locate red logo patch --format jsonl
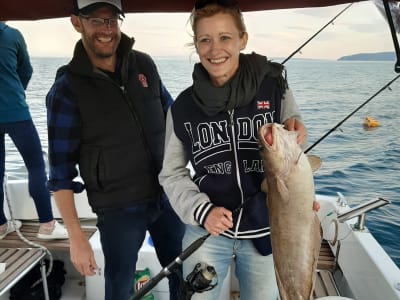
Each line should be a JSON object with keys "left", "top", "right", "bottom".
{"left": 138, "top": 74, "right": 148, "bottom": 87}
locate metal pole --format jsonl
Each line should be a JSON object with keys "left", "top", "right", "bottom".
{"left": 39, "top": 259, "right": 50, "bottom": 300}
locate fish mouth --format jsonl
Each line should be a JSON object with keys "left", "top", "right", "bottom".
{"left": 261, "top": 123, "right": 277, "bottom": 147}
{"left": 259, "top": 123, "right": 275, "bottom": 149}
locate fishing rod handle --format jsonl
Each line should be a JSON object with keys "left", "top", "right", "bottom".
{"left": 179, "top": 234, "right": 210, "bottom": 261}
{"left": 130, "top": 234, "right": 210, "bottom": 300}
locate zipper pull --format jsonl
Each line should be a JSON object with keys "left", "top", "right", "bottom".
{"left": 228, "top": 110, "right": 234, "bottom": 127}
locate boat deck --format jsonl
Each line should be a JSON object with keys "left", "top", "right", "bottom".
{"left": 315, "top": 240, "right": 340, "bottom": 298}
{"left": 0, "top": 248, "right": 47, "bottom": 296}
{"left": 0, "top": 221, "right": 96, "bottom": 298}
{"left": 0, "top": 221, "right": 96, "bottom": 251}
{"left": 0, "top": 222, "right": 340, "bottom": 299}
{"left": 317, "top": 240, "right": 336, "bottom": 270}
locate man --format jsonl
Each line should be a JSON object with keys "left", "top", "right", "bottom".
{"left": 46, "top": 1, "right": 184, "bottom": 299}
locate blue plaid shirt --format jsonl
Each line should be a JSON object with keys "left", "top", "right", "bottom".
{"left": 46, "top": 72, "right": 173, "bottom": 194}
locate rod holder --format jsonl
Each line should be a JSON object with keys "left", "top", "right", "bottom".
{"left": 337, "top": 198, "right": 390, "bottom": 231}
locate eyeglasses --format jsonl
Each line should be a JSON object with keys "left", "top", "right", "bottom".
{"left": 194, "top": 0, "right": 239, "bottom": 10}
{"left": 79, "top": 14, "right": 123, "bottom": 28}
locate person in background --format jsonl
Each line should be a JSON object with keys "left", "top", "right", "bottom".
{"left": 159, "top": 0, "right": 317, "bottom": 299}
{"left": 0, "top": 21, "right": 68, "bottom": 240}
{"left": 45, "top": 1, "right": 185, "bottom": 299}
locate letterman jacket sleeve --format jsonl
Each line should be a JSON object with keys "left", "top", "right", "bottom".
{"left": 159, "top": 109, "right": 211, "bottom": 225}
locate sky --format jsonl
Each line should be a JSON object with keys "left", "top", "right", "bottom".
{"left": 7, "top": 1, "right": 397, "bottom": 60}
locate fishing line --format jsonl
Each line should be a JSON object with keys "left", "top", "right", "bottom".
{"left": 304, "top": 74, "right": 400, "bottom": 154}
{"left": 281, "top": 3, "right": 354, "bottom": 65}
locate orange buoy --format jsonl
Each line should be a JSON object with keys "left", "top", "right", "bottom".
{"left": 363, "top": 116, "right": 379, "bottom": 127}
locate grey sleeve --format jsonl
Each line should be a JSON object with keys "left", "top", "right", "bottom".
{"left": 280, "top": 88, "right": 308, "bottom": 150}
{"left": 280, "top": 88, "right": 302, "bottom": 123}
{"left": 159, "top": 110, "right": 210, "bottom": 225}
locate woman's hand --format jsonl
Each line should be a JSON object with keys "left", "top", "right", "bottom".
{"left": 284, "top": 118, "right": 307, "bottom": 145}
{"left": 313, "top": 201, "right": 320, "bottom": 212}
{"left": 204, "top": 206, "right": 233, "bottom": 236}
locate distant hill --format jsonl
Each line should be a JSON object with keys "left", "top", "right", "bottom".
{"left": 338, "top": 52, "right": 396, "bottom": 61}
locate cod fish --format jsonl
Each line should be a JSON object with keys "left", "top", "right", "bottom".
{"left": 258, "top": 123, "right": 322, "bottom": 300}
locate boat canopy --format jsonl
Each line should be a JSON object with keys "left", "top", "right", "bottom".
{"left": 2, "top": 0, "right": 369, "bottom": 21}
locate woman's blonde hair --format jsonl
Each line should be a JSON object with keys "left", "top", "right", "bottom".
{"left": 190, "top": 3, "right": 247, "bottom": 44}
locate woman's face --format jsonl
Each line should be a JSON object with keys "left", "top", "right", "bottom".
{"left": 195, "top": 12, "right": 248, "bottom": 87}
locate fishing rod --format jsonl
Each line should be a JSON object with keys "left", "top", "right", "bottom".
{"left": 383, "top": 0, "right": 400, "bottom": 73}
{"left": 304, "top": 73, "right": 400, "bottom": 154}
{"left": 129, "top": 233, "right": 210, "bottom": 300}
{"left": 281, "top": 3, "right": 353, "bottom": 65}
{"left": 130, "top": 199, "right": 249, "bottom": 300}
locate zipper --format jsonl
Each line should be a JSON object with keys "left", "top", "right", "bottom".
{"left": 120, "top": 86, "right": 157, "bottom": 176}
{"left": 228, "top": 110, "right": 245, "bottom": 238}
{"left": 104, "top": 75, "right": 158, "bottom": 179}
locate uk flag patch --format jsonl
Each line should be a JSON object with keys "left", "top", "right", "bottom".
{"left": 257, "top": 100, "right": 270, "bottom": 110}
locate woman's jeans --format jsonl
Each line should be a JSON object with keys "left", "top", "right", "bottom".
{"left": 0, "top": 120, "right": 53, "bottom": 224}
{"left": 183, "top": 225, "right": 278, "bottom": 300}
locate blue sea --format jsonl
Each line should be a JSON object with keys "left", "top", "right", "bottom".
{"left": 4, "top": 57, "right": 400, "bottom": 268}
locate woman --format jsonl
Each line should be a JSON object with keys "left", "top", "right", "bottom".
{"left": 0, "top": 21, "right": 67, "bottom": 240}
{"left": 159, "top": 1, "right": 308, "bottom": 299}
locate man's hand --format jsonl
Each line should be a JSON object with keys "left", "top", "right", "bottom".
{"left": 70, "top": 233, "right": 98, "bottom": 276}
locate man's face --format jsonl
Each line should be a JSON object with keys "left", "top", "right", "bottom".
{"left": 72, "top": 6, "right": 122, "bottom": 62}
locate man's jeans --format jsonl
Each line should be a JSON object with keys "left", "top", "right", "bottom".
{"left": 96, "top": 197, "right": 184, "bottom": 300}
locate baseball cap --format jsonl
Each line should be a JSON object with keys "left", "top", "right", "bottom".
{"left": 76, "top": 0, "right": 125, "bottom": 17}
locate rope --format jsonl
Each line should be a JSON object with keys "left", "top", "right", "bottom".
{"left": 3, "top": 174, "right": 53, "bottom": 289}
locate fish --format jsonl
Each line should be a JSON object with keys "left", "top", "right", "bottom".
{"left": 258, "top": 123, "right": 322, "bottom": 300}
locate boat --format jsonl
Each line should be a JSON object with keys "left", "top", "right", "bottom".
{"left": 1, "top": 1, "right": 399, "bottom": 300}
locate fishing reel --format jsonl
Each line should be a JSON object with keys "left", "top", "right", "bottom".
{"left": 183, "top": 262, "right": 218, "bottom": 299}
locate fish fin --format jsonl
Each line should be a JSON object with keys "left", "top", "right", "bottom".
{"left": 313, "top": 213, "right": 322, "bottom": 245}
{"left": 275, "top": 266, "right": 286, "bottom": 300}
{"left": 277, "top": 177, "right": 289, "bottom": 200}
{"left": 307, "top": 155, "right": 322, "bottom": 173}
{"left": 312, "top": 213, "right": 322, "bottom": 272}
{"left": 261, "top": 178, "right": 268, "bottom": 193}
{"left": 295, "top": 151, "right": 302, "bottom": 165}
{"left": 311, "top": 214, "right": 322, "bottom": 300}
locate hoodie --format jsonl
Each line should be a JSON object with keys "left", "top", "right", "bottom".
{"left": 0, "top": 22, "right": 33, "bottom": 123}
